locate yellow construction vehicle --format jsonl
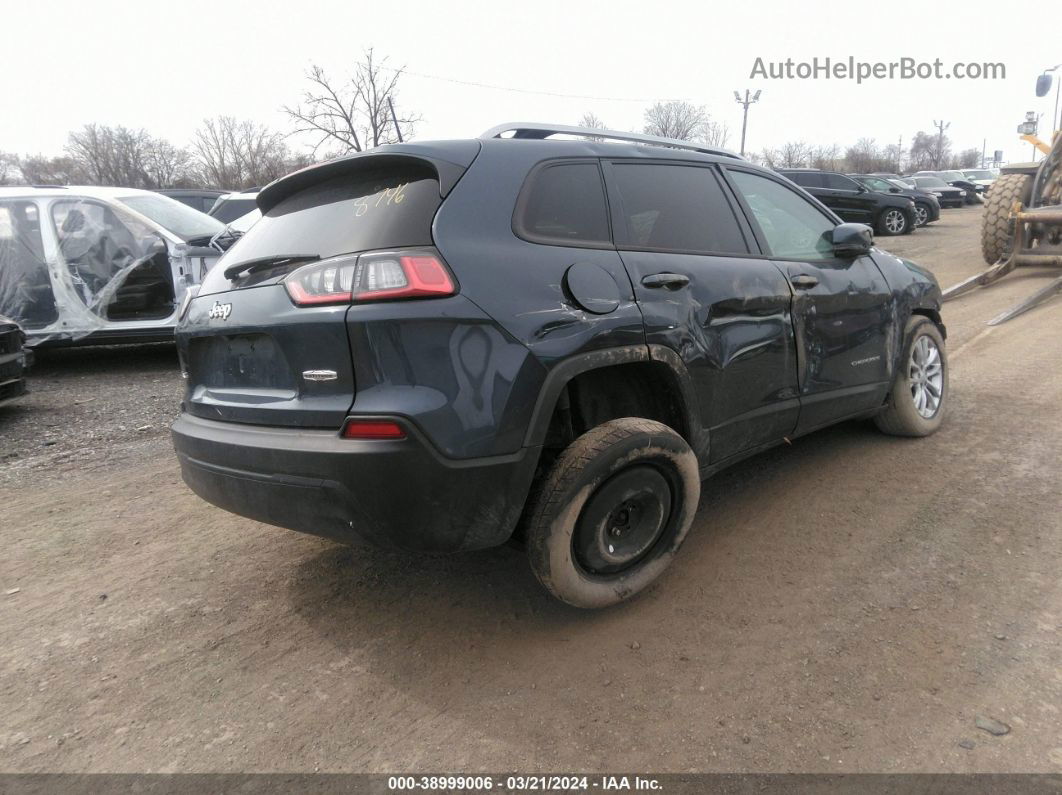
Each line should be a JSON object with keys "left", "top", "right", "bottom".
{"left": 943, "top": 79, "right": 1062, "bottom": 324}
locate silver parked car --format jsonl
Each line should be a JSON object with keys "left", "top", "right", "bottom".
{"left": 0, "top": 186, "right": 236, "bottom": 345}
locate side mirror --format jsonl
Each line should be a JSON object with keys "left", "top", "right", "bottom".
{"left": 889, "top": 187, "right": 900, "bottom": 193}
{"left": 832, "top": 223, "right": 873, "bottom": 258}
{"left": 1036, "top": 73, "right": 1053, "bottom": 97}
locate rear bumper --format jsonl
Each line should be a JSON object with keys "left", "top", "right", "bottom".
{"left": 171, "top": 412, "right": 540, "bottom": 552}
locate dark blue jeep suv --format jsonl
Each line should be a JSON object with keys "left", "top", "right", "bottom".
{"left": 172, "top": 122, "right": 947, "bottom": 608}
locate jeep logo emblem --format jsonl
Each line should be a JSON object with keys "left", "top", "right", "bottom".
{"left": 207, "top": 301, "right": 232, "bottom": 320}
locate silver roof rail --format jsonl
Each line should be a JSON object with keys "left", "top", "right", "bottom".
{"left": 479, "top": 122, "right": 744, "bottom": 160}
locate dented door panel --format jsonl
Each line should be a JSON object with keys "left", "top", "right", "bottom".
{"left": 620, "top": 249, "right": 799, "bottom": 463}
{"left": 781, "top": 255, "right": 893, "bottom": 433}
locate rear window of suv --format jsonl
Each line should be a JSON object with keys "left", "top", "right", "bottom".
{"left": 205, "top": 165, "right": 441, "bottom": 293}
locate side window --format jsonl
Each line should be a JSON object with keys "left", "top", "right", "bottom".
{"left": 785, "top": 171, "right": 823, "bottom": 188}
{"left": 516, "top": 162, "right": 611, "bottom": 246}
{"left": 610, "top": 163, "right": 748, "bottom": 254}
{"left": 727, "top": 170, "right": 837, "bottom": 261}
{"left": 51, "top": 200, "right": 159, "bottom": 306}
{"left": 0, "top": 200, "right": 57, "bottom": 328}
{"left": 823, "top": 173, "right": 860, "bottom": 191}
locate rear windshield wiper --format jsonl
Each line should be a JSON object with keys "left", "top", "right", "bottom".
{"left": 223, "top": 254, "right": 320, "bottom": 281}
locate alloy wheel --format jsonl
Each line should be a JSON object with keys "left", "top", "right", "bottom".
{"left": 885, "top": 209, "right": 906, "bottom": 234}
{"left": 909, "top": 335, "right": 944, "bottom": 419}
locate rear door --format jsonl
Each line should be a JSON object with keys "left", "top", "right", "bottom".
{"left": 819, "top": 173, "right": 876, "bottom": 223}
{"left": 180, "top": 160, "right": 447, "bottom": 428}
{"left": 723, "top": 167, "right": 892, "bottom": 432}
{"left": 603, "top": 160, "right": 799, "bottom": 463}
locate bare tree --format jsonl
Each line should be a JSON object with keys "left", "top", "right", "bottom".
{"left": 192, "top": 117, "right": 296, "bottom": 189}
{"left": 284, "top": 49, "right": 420, "bottom": 156}
{"left": 757, "top": 148, "right": 779, "bottom": 169}
{"left": 0, "top": 152, "right": 19, "bottom": 185}
{"left": 883, "top": 142, "right": 903, "bottom": 173}
{"left": 700, "top": 120, "right": 731, "bottom": 149}
{"left": 777, "top": 140, "right": 810, "bottom": 168}
{"left": 844, "top": 138, "right": 895, "bottom": 173}
{"left": 810, "top": 143, "right": 841, "bottom": 171}
{"left": 643, "top": 101, "right": 709, "bottom": 140}
{"left": 909, "top": 130, "right": 948, "bottom": 171}
{"left": 65, "top": 124, "right": 155, "bottom": 186}
{"left": 16, "top": 154, "right": 90, "bottom": 185}
{"left": 144, "top": 138, "right": 194, "bottom": 187}
{"left": 952, "top": 147, "right": 981, "bottom": 169}
{"left": 578, "top": 112, "right": 607, "bottom": 130}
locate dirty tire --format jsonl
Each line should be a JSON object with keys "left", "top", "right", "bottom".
{"left": 524, "top": 418, "right": 700, "bottom": 609}
{"left": 981, "top": 173, "right": 1033, "bottom": 265}
{"left": 874, "top": 316, "right": 948, "bottom": 437}
{"left": 877, "top": 207, "right": 909, "bottom": 236}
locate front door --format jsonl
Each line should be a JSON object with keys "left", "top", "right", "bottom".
{"left": 603, "top": 160, "right": 800, "bottom": 464}
{"left": 818, "top": 173, "right": 877, "bottom": 224}
{"left": 723, "top": 167, "right": 893, "bottom": 434}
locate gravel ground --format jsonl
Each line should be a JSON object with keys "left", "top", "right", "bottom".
{"left": 0, "top": 344, "right": 182, "bottom": 487}
{"left": 1, "top": 206, "right": 1061, "bottom": 773}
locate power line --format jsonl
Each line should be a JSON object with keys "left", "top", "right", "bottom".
{"left": 385, "top": 65, "right": 689, "bottom": 104}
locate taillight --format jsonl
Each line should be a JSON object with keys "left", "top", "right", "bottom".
{"left": 284, "top": 248, "right": 455, "bottom": 306}
{"left": 341, "top": 419, "right": 407, "bottom": 440}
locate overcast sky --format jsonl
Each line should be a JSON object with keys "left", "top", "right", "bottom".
{"left": 4, "top": 0, "right": 1059, "bottom": 164}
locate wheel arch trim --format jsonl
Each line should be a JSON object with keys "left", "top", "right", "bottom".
{"left": 522, "top": 345, "right": 704, "bottom": 456}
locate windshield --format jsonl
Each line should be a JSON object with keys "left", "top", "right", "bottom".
{"left": 914, "top": 177, "right": 948, "bottom": 188}
{"left": 118, "top": 194, "right": 225, "bottom": 241}
{"left": 859, "top": 177, "right": 894, "bottom": 191}
{"left": 886, "top": 179, "right": 912, "bottom": 190}
{"left": 964, "top": 170, "right": 995, "bottom": 179}
{"left": 937, "top": 171, "right": 965, "bottom": 181}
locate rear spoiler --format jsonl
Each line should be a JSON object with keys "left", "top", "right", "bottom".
{"left": 257, "top": 142, "right": 481, "bottom": 214}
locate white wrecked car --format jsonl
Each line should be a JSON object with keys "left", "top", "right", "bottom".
{"left": 0, "top": 186, "right": 240, "bottom": 346}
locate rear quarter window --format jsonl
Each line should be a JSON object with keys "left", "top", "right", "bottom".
{"left": 514, "top": 161, "right": 611, "bottom": 247}
{"left": 784, "top": 171, "right": 824, "bottom": 188}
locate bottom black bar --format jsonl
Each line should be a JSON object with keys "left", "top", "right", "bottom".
{"left": 0, "top": 774, "right": 1060, "bottom": 795}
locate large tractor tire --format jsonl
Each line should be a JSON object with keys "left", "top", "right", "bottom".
{"left": 981, "top": 173, "right": 1033, "bottom": 265}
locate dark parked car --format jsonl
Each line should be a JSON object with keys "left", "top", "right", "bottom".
{"left": 914, "top": 171, "right": 980, "bottom": 204}
{"left": 777, "top": 169, "right": 916, "bottom": 235}
{"left": 0, "top": 314, "right": 31, "bottom": 406}
{"left": 156, "top": 189, "right": 229, "bottom": 214}
{"left": 171, "top": 123, "right": 948, "bottom": 608}
{"left": 849, "top": 174, "right": 940, "bottom": 227}
{"left": 904, "top": 176, "right": 966, "bottom": 208}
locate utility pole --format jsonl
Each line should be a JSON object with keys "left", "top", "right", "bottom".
{"left": 387, "top": 96, "right": 404, "bottom": 143}
{"left": 733, "top": 89, "right": 761, "bottom": 157}
{"left": 897, "top": 134, "right": 903, "bottom": 172}
{"left": 982, "top": 138, "right": 986, "bottom": 169}
{"left": 933, "top": 120, "right": 950, "bottom": 168}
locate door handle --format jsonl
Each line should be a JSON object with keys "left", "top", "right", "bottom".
{"left": 790, "top": 274, "right": 819, "bottom": 290}
{"left": 641, "top": 272, "right": 690, "bottom": 290}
